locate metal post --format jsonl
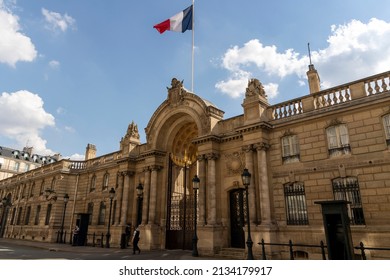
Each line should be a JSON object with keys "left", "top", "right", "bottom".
{"left": 192, "top": 175, "right": 200, "bottom": 257}
{"left": 245, "top": 184, "right": 254, "bottom": 260}
{"left": 289, "top": 240, "right": 294, "bottom": 260}
{"left": 241, "top": 168, "right": 254, "bottom": 260}
{"left": 261, "top": 239, "right": 267, "bottom": 260}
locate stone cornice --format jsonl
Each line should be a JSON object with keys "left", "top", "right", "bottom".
{"left": 236, "top": 121, "right": 272, "bottom": 134}
{"left": 139, "top": 150, "right": 167, "bottom": 159}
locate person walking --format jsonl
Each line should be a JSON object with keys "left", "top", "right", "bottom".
{"left": 131, "top": 226, "right": 141, "bottom": 254}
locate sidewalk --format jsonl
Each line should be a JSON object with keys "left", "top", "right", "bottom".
{"left": 0, "top": 238, "right": 216, "bottom": 260}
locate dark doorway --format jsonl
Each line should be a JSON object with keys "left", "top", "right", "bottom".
{"left": 230, "top": 189, "right": 246, "bottom": 248}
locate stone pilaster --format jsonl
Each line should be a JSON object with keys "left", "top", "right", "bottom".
{"left": 148, "top": 165, "right": 161, "bottom": 225}
{"left": 206, "top": 152, "right": 219, "bottom": 225}
{"left": 254, "top": 142, "right": 272, "bottom": 224}
{"left": 242, "top": 144, "right": 257, "bottom": 224}
{"left": 141, "top": 167, "right": 151, "bottom": 225}
{"left": 197, "top": 154, "right": 206, "bottom": 226}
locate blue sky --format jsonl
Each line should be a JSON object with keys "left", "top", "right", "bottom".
{"left": 1, "top": 0, "right": 390, "bottom": 159}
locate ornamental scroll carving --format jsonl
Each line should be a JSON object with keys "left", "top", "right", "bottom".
{"left": 224, "top": 151, "right": 245, "bottom": 175}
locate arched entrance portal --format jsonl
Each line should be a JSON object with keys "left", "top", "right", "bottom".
{"left": 165, "top": 122, "right": 198, "bottom": 250}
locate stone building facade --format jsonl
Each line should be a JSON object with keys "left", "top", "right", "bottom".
{"left": 1, "top": 66, "right": 390, "bottom": 259}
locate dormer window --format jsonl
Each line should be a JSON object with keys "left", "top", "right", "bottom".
{"left": 12, "top": 150, "right": 19, "bottom": 159}
{"left": 32, "top": 155, "right": 39, "bottom": 163}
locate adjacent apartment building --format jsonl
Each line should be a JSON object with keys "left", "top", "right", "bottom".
{"left": 1, "top": 65, "right": 389, "bottom": 259}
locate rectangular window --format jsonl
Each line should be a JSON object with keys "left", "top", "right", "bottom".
{"left": 24, "top": 206, "right": 31, "bottom": 225}
{"left": 326, "top": 124, "right": 351, "bottom": 157}
{"left": 98, "top": 202, "right": 106, "bottom": 225}
{"left": 45, "top": 204, "right": 52, "bottom": 225}
{"left": 16, "top": 207, "right": 23, "bottom": 225}
{"left": 87, "top": 203, "right": 94, "bottom": 225}
{"left": 34, "top": 205, "right": 41, "bottom": 225}
{"left": 332, "top": 177, "right": 365, "bottom": 225}
{"left": 282, "top": 135, "right": 300, "bottom": 163}
{"left": 284, "top": 182, "right": 309, "bottom": 225}
{"left": 383, "top": 115, "right": 390, "bottom": 146}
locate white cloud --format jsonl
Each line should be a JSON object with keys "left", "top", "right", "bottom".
{"left": 67, "top": 153, "right": 84, "bottom": 161}
{"left": 0, "top": 6, "right": 37, "bottom": 66}
{"left": 42, "top": 8, "right": 76, "bottom": 32}
{"left": 0, "top": 90, "right": 56, "bottom": 155}
{"left": 216, "top": 18, "right": 390, "bottom": 99}
{"left": 49, "top": 60, "right": 60, "bottom": 68}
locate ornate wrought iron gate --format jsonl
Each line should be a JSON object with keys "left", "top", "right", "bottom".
{"left": 230, "top": 189, "right": 246, "bottom": 248}
{"left": 166, "top": 156, "right": 195, "bottom": 250}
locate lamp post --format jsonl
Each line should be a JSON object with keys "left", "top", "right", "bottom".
{"left": 192, "top": 174, "right": 200, "bottom": 257}
{"left": 59, "top": 193, "right": 69, "bottom": 243}
{"left": 105, "top": 187, "right": 115, "bottom": 248}
{"left": 241, "top": 168, "right": 254, "bottom": 260}
{"left": 136, "top": 183, "right": 144, "bottom": 227}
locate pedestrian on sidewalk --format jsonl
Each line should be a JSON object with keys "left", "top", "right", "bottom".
{"left": 131, "top": 226, "right": 141, "bottom": 254}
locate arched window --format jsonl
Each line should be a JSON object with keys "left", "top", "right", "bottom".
{"left": 90, "top": 175, "right": 96, "bottom": 192}
{"left": 103, "top": 173, "right": 109, "bottom": 190}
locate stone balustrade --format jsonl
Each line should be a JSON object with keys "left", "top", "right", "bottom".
{"left": 268, "top": 70, "right": 390, "bottom": 121}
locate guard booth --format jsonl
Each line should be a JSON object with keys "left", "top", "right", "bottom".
{"left": 73, "top": 213, "right": 90, "bottom": 246}
{"left": 315, "top": 200, "right": 354, "bottom": 260}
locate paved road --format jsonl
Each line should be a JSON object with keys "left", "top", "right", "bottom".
{"left": 0, "top": 238, "right": 215, "bottom": 260}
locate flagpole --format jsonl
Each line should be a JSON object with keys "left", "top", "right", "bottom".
{"left": 191, "top": 0, "right": 195, "bottom": 93}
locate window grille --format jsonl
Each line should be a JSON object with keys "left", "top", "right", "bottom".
{"left": 332, "top": 177, "right": 365, "bottom": 225}
{"left": 284, "top": 182, "right": 309, "bottom": 225}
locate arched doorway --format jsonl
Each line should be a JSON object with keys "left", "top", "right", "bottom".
{"left": 165, "top": 122, "right": 198, "bottom": 250}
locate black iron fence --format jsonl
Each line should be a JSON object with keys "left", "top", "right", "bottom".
{"left": 56, "top": 231, "right": 109, "bottom": 247}
{"left": 258, "top": 239, "right": 390, "bottom": 260}
{"left": 258, "top": 239, "right": 327, "bottom": 260}
{"left": 355, "top": 242, "right": 390, "bottom": 260}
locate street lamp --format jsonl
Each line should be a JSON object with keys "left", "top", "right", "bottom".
{"left": 105, "top": 187, "right": 115, "bottom": 248}
{"left": 241, "top": 168, "right": 254, "bottom": 260}
{"left": 192, "top": 174, "right": 200, "bottom": 257}
{"left": 136, "top": 183, "right": 144, "bottom": 227}
{"left": 58, "top": 193, "right": 69, "bottom": 243}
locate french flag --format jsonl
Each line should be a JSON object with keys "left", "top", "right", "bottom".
{"left": 153, "top": 5, "right": 193, "bottom": 34}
